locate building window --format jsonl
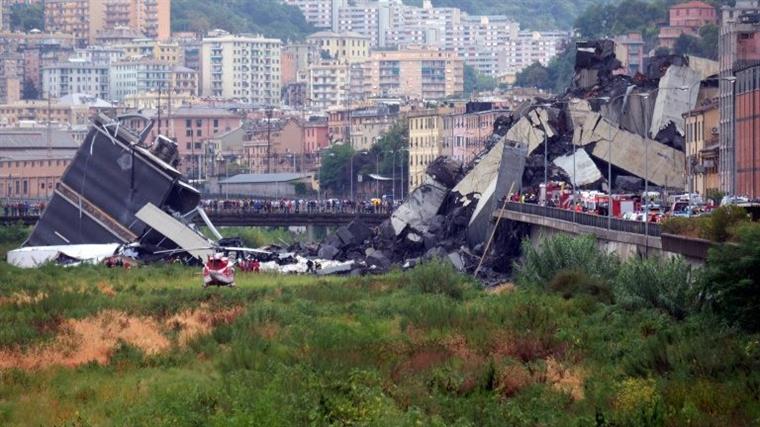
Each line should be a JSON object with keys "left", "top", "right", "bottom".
{"left": 186, "top": 129, "right": 193, "bottom": 137}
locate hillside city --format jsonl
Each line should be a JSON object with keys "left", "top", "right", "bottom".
{"left": 0, "top": 0, "right": 759, "bottom": 425}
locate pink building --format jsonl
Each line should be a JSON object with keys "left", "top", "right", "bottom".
{"left": 126, "top": 107, "right": 243, "bottom": 176}
{"left": 669, "top": 1, "right": 717, "bottom": 29}
{"left": 304, "top": 120, "right": 329, "bottom": 154}
{"left": 443, "top": 104, "right": 502, "bottom": 164}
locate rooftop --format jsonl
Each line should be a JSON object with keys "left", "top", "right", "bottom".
{"left": 220, "top": 173, "right": 312, "bottom": 185}
{"left": 0, "top": 128, "right": 78, "bottom": 150}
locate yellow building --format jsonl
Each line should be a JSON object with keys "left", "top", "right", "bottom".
{"left": 362, "top": 49, "right": 464, "bottom": 100}
{"left": 306, "top": 31, "right": 370, "bottom": 64}
{"left": 115, "top": 39, "right": 183, "bottom": 65}
{"left": 408, "top": 110, "right": 443, "bottom": 192}
{"left": 684, "top": 100, "right": 720, "bottom": 196}
{"left": 0, "top": 100, "right": 92, "bottom": 128}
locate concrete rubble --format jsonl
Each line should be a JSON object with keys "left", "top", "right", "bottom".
{"left": 10, "top": 39, "right": 704, "bottom": 283}
{"left": 302, "top": 39, "right": 704, "bottom": 283}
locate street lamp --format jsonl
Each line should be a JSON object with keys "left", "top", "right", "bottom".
{"left": 317, "top": 151, "right": 335, "bottom": 201}
{"left": 398, "top": 147, "right": 409, "bottom": 201}
{"left": 350, "top": 150, "right": 368, "bottom": 201}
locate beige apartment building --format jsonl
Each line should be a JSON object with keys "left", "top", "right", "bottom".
{"left": 115, "top": 39, "right": 183, "bottom": 64}
{"left": 45, "top": 0, "right": 170, "bottom": 46}
{"left": 308, "top": 61, "right": 350, "bottom": 110}
{"left": 360, "top": 49, "right": 463, "bottom": 100}
{"left": 0, "top": 100, "right": 90, "bottom": 128}
{"left": 407, "top": 110, "right": 443, "bottom": 191}
{"left": 685, "top": 101, "right": 720, "bottom": 196}
{"left": 306, "top": 31, "right": 370, "bottom": 63}
{"left": 200, "top": 33, "right": 281, "bottom": 106}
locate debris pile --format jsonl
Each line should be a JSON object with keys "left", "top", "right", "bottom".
{"left": 308, "top": 40, "right": 705, "bottom": 281}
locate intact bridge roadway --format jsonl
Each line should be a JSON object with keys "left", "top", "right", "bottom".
{"left": 1, "top": 212, "right": 391, "bottom": 228}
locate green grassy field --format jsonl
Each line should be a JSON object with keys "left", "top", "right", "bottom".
{"left": 1, "top": 226, "right": 759, "bottom": 426}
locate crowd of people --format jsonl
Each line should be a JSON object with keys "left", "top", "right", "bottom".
{"left": 2, "top": 201, "right": 46, "bottom": 217}
{"left": 201, "top": 197, "right": 398, "bottom": 215}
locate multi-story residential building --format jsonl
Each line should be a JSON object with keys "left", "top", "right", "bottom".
{"left": 308, "top": 60, "right": 350, "bottom": 110}
{"left": 109, "top": 60, "right": 169, "bottom": 101}
{"left": 407, "top": 110, "right": 443, "bottom": 191}
{"left": 281, "top": 43, "right": 318, "bottom": 85}
{"left": 442, "top": 103, "right": 502, "bottom": 165}
{"left": 614, "top": 32, "right": 646, "bottom": 75}
{"left": 0, "top": 128, "right": 79, "bottom": 200}
{"left": 200, "top": 33, "right": 281, "bottom": 106}
{"left": 72, "top": 45, "right": 126, "bottom": 65}
{"left": 684, "top": 100, "right": 720, "bottom": 196}
{"left": 361, "top": 49, "right": 464, "bottom": 100}
{"left": 42, "top": 60, "right": 109, "bottom": 99}
{"left": 243, "top": 117, "right": 307, "bottom": 174}
{"left": 718, "top": 0, "right": 760, "bottom": 194}
{"left": 114, "top": 38, "right": 182, "bottom": 64}
{"left": 0, "top": 95, "right": 114, "bottom": 128}
{"left": 0, "top": 31, "right": 77, "bottom": 99}
{"left": 45, "top": 0, "right": 169, "bottom": 47}
{"left": 304, "top": 118, "right": 330, "bottom": 154}
{"left": 283, "top": 0, "right": 345, "bottom": 30}
{"left": 327, "top": 103, "right": 399, "bottom": 149}
{"left": 44, "top": 0, "right": 105, "bottom": 47}
{"left": 660, "top": 1, "right": 718, "bottom": 48}
{"left": 104, "top": 0, "right": 171, "bottom": 41}
{"left": 94, "top": 26, "right": 145, "bottom": 45}
{"left": 306, "top": 31, "right": 370, "bottom": 63}
{"left": 335, "top": 0, "right": 393, "bottom": 48}
{"left": 0, "top": 56, "right": 21, "bottom": 103}
{"left": 734, "top": 63, "right": 760, "bottom": 198}
{"left": 122, "top": 90, "right": 192, "bottom": 110}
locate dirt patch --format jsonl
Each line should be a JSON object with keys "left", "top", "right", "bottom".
{"left": 544, "top": 357, "right": 585, "bottom": 400}
{"left": 97, "top": 282, "right": 116, "bottom": 297}
{"left": 0, "top": 305, "right": 243, "bottom": 370}
{"left": 0, "top": 291, "right": 48, "bottom": 306}
{"left": 487, "top": 283, "right": 516, "bottom": 295}
{"left": 490, "top": 331, "right": 565, "bottom": 362}
{"left": 0, "top": 310, "right": 169, "bottom": 370}
{"left": 165, "top": 305, "right": 243, "bottom": 346}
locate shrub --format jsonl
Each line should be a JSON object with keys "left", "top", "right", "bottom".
{"left": 0, "top": 224, "right": 29, "bottom": 245}
{"left": 547, "top": 269, "right": 614, "bottom": 303}
{"left": 515, "top": 234, "right": 619, "bottom": 289}
{"left": 404, "top": 259, "right": 474, "bottom": 300}
{"left": 614, "top": 256, "right": 700, "bottom": 319}
{"left": 700, "top": 205, "right": 749, "bottom": 242}
{"left": 702, "top": 222, "right": 760, "bottom": 332}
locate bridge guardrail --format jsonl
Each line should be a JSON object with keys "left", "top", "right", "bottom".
{"left": 504, "top": 202, "right": 662, "bottom": 237}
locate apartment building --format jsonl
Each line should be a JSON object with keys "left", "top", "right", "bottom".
{"left": 0, "top": 56, "right": 20, "bottom": 104}
{"left": 45, "top": 0, "right": 170, "bottom": 46}
{"left": 306, "top": 31, "right": 370, "bottom": 64}
{"left": 114, "top": 38, "right": 183, "bottom": 64}
{"left": 283, "top": 0, "right": 345, "bottom": 30}
{"left": 41, "top": 60, "right": 109, "bottom": 99}
{"left": 200, "top": 33, "right": 281, "bottom": 106}
{"left": 72, "top": 45, "right": 126, "bottom": 65}
{"left": 335, "top": 0, "right": 393, "bottom": 48}
{"left": 734, "top": 63, "right": 760, "bottom": 198}
{"left": 718, "top": 0, "right": 760, "bottom": 194}
{"left": 362, "top": 49, "right": 463, "bottom": 100}
{"left": 407, "top": 110, "right": 443, "bottom": 191}
{"left": 442, "top": 104, "right": 502, "bottom": 165}
{"left": 308, "top": 61, "right": 350, "bottom": 110}
{"left": 327, "top": 104, "right": 399, "bottom": 150}
{"left": 614, "top": 32, "right": 646, "bottom": 75}
{"left": 684, "top": 101, "right": 720, "bottom": 196}
{"left": 110, "top": 60, "right": 196, "bottom": 101}
{"left": 104, "top": 0, "right": 171, "bottom": 40}
{"left": 243, "top": 118, "right": 307, "bottom": 174}
{"left": 44, "top": 0, "right": 105, "bottom": 47}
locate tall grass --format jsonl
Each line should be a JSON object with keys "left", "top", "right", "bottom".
{"left": 615, "top": 257, "right": 700, "bottom": 319}
{"left": 515, "top": 234, "right": 619, "bottom": 289}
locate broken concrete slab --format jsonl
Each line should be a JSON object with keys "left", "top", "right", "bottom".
{"left": 552, "top": 149, "right": 603, "bottom": 187}
{"left": 591, "top": 129, "right": 686, "bottom": 189}
{"left": 390, "top": 177, "right": 448, "bottom": 235}
{"left": 425, "top": 157, "right": 464, "bottom": 188}
{"left": 448, "top": 252, "right": 466, "bottom": 272}
{"left": 135, "top": 203, "right": 213, "bottom": 260}
{"left": 453, "top": 140, "right": 505, "bottom": 202}
{"left": 467, "top": 142, "right": 528, "bottom": 246}
{"left": 650, "top": 65, "right": 700, "bottom": 136}
{"left": 317, "top": 244, "right": 340, "bottom": 260}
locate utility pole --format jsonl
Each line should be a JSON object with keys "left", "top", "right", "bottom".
{"left": 157, "top": 84, "right": 162, "bottom": 135}
{"left": 266, "top": 107, "right": 273, "bottom": 173}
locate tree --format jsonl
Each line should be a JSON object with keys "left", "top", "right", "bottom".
{"left": 9, "top": 3, "right": 44, "bottom": 31}
{"left": 369, "top": 120, "right": 409, "bottom": 193}
{"left": 463, "top": 65, "right": 497, "bottom": 96}
{"left": 514, "top": 62, "right": 551, "bottom": 90}
{"left": 702, "top": 223, "right": 760, "bottom": 332}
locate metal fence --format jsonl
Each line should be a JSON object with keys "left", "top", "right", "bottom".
{"left": 504, "top": 202, "right": 662, "bottom": 237}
